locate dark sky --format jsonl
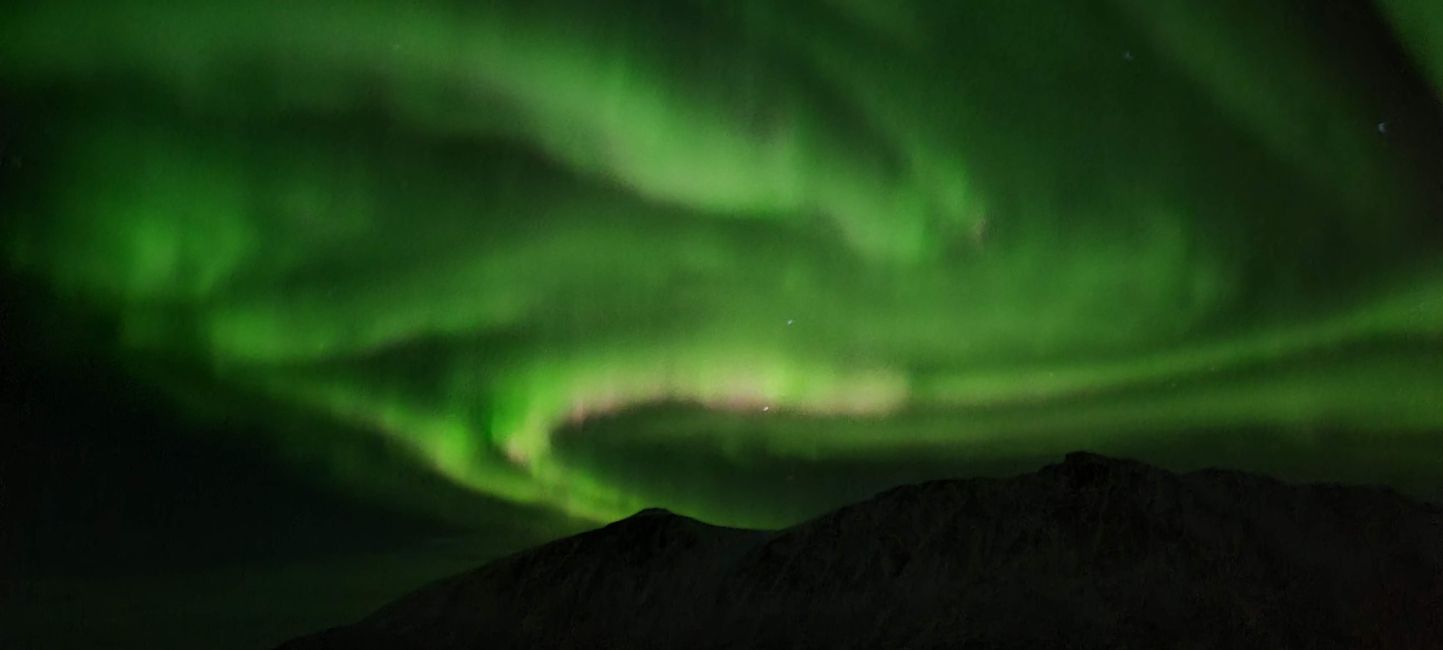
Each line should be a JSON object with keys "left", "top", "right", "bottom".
{"left": 0, "top": 280, "right": 577, "bottom": 647}
{"left": 4, "top": 1, "right": 1443, "bottom": 647}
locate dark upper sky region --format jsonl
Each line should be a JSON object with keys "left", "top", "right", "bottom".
{"left": 3, "top": 1, "right": 1443, "bottom": 646}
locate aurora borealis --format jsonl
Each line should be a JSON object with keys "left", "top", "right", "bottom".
{"left": 4, "top": 0, "right": 1443, "bottom": 532}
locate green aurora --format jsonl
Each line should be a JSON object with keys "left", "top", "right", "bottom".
{"left": 4, "top": 0, "right": 1443, "bottom": 528}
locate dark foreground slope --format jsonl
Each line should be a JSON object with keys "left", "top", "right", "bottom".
{"left": 280, "top": 453, "right": 1443, "bottom": 649}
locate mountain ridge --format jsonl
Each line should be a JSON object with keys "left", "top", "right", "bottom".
{"left": 280, "top": 451, "right": 1443, "bottom": 649}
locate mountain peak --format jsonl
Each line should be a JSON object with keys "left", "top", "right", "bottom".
{"left": 627, "top": 506, "right": 678, "bottom": 519}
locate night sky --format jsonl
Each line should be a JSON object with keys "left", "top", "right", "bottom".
{"left": 3, "top": 1, "right": 1443, "bottom": 646}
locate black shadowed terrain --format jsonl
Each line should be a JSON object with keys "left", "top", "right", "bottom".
{"left": 279, "top": 452, "right": 1443, "bottom": 649}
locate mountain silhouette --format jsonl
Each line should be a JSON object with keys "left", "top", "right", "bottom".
{"left": 279, "top": 452, "right": 1443, "bottom": 649}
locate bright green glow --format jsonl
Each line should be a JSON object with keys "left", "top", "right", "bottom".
{"left": 4, "top": 0, "right": 1442, "bottom": 526}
